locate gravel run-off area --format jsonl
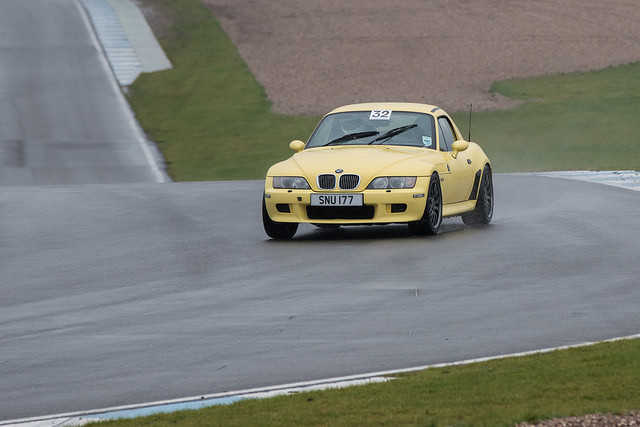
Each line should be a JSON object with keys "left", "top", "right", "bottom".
{"left": 199, "top": 0, "right": 640, "bottom": 115}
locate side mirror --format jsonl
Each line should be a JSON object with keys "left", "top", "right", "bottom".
{"left": 290, "top": 140, "right": 305, "bottom": 152}
{"left": 451, "top": 140, "right": 469, "bottom": 159}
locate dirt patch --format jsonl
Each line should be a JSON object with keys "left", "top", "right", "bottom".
{"left": 516, "top": 411, "right": 640, "bottom": 426}
{"left": 195, "top": 0, "right": 640, "bottom": 115}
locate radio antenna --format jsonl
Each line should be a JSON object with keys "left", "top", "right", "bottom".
{"left": 468, "top": 103, "right": 473, "bottom": 141}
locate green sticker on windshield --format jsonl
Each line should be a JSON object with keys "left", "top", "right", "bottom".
{"left": 422, "top": 136, "right": 432, "bottom": 147}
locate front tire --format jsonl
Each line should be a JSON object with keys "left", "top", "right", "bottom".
{"left": 462, "top": 164, "right": 494, "bottom": 226}
{"left": 409, "top": 173, "right": 442, "bottom": 235}
{"left": 262, "top": 197, "right": 298, "bottom": 239}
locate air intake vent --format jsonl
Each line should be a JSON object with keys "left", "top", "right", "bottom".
{"left": 339, "top": 174, "right": 360, "bottom": 190}
{"left": 307, "top": 205, "right": 375, "bottom": 220}
{"left": 317, "top": 174, "right": 336, "bottom": 190}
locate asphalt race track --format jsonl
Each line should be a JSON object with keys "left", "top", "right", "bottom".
{"left": 2, "top": 176, "right": 640, "bottom": 419}
{"left": 2, "top": 0, "right": 640, "bottom": 422}
{"left": 0, "top": 0, "right": 164, "bottom": 186}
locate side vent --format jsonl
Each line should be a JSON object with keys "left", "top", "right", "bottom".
{"left": 468, "top": 169, "right": 482, "bottom": 200}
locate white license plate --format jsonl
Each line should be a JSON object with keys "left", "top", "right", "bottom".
{"left": 310, "top": 194, "right": 363, "bottom": 206}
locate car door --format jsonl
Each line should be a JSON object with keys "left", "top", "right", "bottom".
{"left": 437, "top": 116, "right": 476, "bottom": 203}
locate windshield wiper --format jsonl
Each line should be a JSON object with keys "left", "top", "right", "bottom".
{"left": 369, "top": 124, "right": 417, "bottom": 144}
{"left": 325, "top": 131, "right": 379, "bottom": 146}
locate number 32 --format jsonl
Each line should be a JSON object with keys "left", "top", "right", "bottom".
{"left": 369, "top": 110, "right": 392, "bottom": 120}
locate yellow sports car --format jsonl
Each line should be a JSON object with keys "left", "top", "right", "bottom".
{"left": 262, "top": 102, "right": 493, "bottom": 239}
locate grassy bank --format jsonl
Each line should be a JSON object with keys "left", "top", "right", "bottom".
{"left": 452, "top": 63, "right": 640, "bottom": 172}
{"left": 95, "top": 338, "right": 640, "bottom": 426}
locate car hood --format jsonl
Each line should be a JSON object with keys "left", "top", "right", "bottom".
{"left": 268, "top": 145, "right": 444, "bottom": 185}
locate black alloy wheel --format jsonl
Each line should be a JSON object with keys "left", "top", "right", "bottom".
{"left": 262, "top": 197, "right": 298, "bottom": 239}
{"left": 409, "top": 173, "right": 442, "bottom": 235}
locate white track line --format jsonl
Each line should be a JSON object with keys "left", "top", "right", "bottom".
{"left": 536, "top": 170, "right": 640, "bottom": 191}
{"left": 80, "top": 0, "right": 141, "bottom": 86}
{"left": 76, "top": 0, "right": 169, "bottom": 183}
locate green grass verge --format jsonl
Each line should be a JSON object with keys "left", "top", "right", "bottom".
{"left": 94, "top": 339, "right": 640, "bottom": 426}
{"left": 451, "top": 63, "right": 640, "bottom": 172}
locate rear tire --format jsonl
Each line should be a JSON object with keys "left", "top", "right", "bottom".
{"left": 408, "top": 173, "right": 442, "bottom": 235}
{"left": 462, "top": 164, "right": 494, "bottom": 226}
{"left": 262, "top": 197, "right": 298, "bottom": 239}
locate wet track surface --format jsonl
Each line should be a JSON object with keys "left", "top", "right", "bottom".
{"left": 2, "top": 0, "right": 640, "bottom": 422}
{"left": 0, "top": 0, "right": 164, "bottom": 186}
{"left": 2, "top": 176, "right": 640, "bottom": 419}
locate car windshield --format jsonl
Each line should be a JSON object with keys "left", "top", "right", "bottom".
{"left": 306, "top": 111, "right": 436, "bottom": 149}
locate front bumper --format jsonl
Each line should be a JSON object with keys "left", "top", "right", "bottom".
{"left": 264, "top": 177, "right": 430, "bottom": 225}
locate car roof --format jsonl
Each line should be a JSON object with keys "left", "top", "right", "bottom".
{"left": 328, "top": 102, "right": 443, "bottom": 115}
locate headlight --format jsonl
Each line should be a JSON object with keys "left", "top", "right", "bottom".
{"left": 366, "top": 176, "right": 417, "bottom": 189}
{"left": 273, "top": 176, "right": 311, "bottom": 189}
